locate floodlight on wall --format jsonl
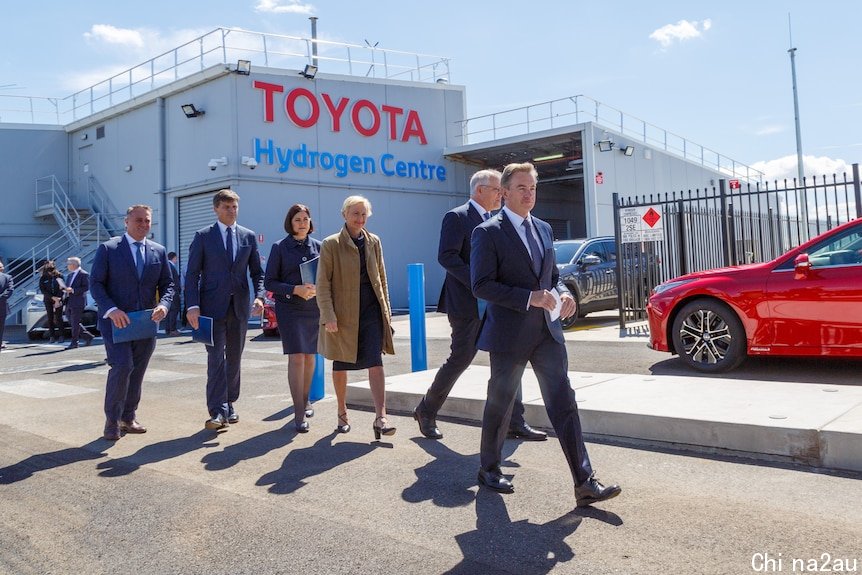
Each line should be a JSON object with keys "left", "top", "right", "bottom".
{"left": 241, "top": 156, "right": 258, "bottom": 169}
{"left": 300, "top": 64, "right": 318, "bottom": 79}
{"left": 596, "top": 139, "right": 614, "bottom": 152}
{"left": 236, "top": 60, "right": 251, "bottom": 75}
{"left": 181, "top": 104, "right": 205, "bottom": 118}
{"left": 123, "top": 165, "right": 133, "bottom": 172}
{"left": 622, "top": 145, "right": 635, "bottom": 157}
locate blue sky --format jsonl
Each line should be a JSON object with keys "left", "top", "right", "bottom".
{"left": 2, "top": 0, "right": 860, "bottom": 180}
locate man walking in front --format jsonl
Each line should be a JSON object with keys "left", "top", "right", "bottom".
{"left": 413, "top": 169, "right": 546, "bottom": 442}
{"left": 90, "top": 205, "right": 174, "bottom": 441}
{"left": 185, "top": 189, "right": 265, "bottom": 431}
{"left": 471, "top": 162, "right": 621, "bottom": 507}
{"left": 63, "top": 256, "right": 95, "bottom": 349}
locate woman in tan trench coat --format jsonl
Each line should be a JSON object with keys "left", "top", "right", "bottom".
{"left": 317, "top": 195, "right": 396, "bottom": 439}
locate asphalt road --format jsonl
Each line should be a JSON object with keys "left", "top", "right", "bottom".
{"left": 0, "top": 317, "right": 860, "bottom": 574}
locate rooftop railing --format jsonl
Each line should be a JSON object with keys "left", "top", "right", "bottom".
{"left": 0, "top": 27, "right": 451, "bottom": 125}
{"left": 458, "top": 94, "right": 764, "bottom": 183}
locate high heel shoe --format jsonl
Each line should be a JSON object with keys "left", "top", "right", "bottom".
{"left": 373, "top": 416, "right": 396, "bottom": 440}
{"left": 305, "top": 405, "right": 314, "bottom": 418}
{"left": 295, "top": 420, "right": 309, "bottom": 433}
{"left": 336, "top": 412, "right": 351, "bottom": 434}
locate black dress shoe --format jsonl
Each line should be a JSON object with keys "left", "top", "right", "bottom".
{"left": 227, "top": 404, "right": 239, "bottom": 424}
{"left": 413, "top": 406, "right": 442, "bottom": 439}
{"left": 477, "top": 468, "right": 514, "bottom": 494}
{"left": 205, "top": 414, "right": 229, "bottom": 431}
{"left": 103, "top": 421, "right": 121, "bottom": 441}
{"left": 507, "top": 423, "right": 548, "bottom": 441}
{"left": 65, "top": 343, "right": 79, "bottom": 350}
{"left": 575, "top": 475, "right": 622, "bottom": 507}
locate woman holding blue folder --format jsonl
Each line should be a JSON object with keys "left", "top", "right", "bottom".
{"left": 264, "top": 204, "right": 321, "bottom": 433}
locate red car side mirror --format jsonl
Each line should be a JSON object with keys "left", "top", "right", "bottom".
{"left": 794, "top": 253, "right": 811, "bottom": 279}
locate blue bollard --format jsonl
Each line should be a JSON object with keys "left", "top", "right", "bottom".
{"left": 309, "top": 353, "right": 325, "bottom": 401}
{"left": 408, "top": 263, "right": 427, "bottom": 372}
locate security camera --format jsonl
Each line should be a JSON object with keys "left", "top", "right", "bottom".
{"left": 208, "top": 159, "right": 219, "bottom": 171}
{"left": 242, "top": 156, "right": 258, "bottom": 170}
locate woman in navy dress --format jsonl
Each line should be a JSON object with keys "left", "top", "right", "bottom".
{"left": 264, "top": 204, "right": 321, "bottom": 432}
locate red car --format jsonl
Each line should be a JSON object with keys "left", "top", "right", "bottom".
{"left": 647, "top": 218, "right": 862, "bottom": 372}
{"left": 261, "top": 291, "right": 279, "bottom": 337}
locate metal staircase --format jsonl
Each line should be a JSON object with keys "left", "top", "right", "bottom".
{"left": 4, "top": 175, "right": 122, "bottom": 322}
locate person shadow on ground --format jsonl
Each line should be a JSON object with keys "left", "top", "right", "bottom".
{"left": 444, "top": 489, "right": 583, "bottom": 575}
{"left": 0, "top": 439, "right": 107, "bottom": 484}
{"left": 96, "top": 429, "right": 218, "bottom": 477}
{"left": 201, "top": 420, "right": 299, "bottom": 471}
{"left": 400, "top": 437, "right": 522, "bottom": 509}
{"left": 256, "top": 431, "right": 377, "bottom": 494}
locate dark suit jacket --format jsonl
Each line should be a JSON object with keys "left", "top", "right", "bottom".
{"left": 0, "top": 272, "right": 12, "bottom": 316}
{"left": 90, "top": 236, "right": 175, "bottom": 317}
{"left": 470, "top": 210, "right": 569, "bottom": 353}
{"left": 184, "top": 223, "right": 265, "bottom": 321}
{"left": 264, "top": 236, "right": 321, "bottom": 309}
{"left": 437, "top": 201, "right": 484, "bottom": 319}
{"left": 65, "top": 269, "right": 90, "bottom": 311}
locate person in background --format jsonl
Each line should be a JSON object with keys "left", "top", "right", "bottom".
{"left": 317, "top": 196, "right": 396, "bottom": 439}
{"left": 185, "top": 189, "right": 265, "bottom": 431}
{"left": 0, "top": 261, "right": 12, "bottom": 351}
{"left": 38, "top": 260, "right": 65, "bottom": 344}
{"left": 413, "top": 169, "right": 546, "bottom": 442}
{"left": 63, "top": 256, "right": 95, "bottom": 349}
{"left": 264, "top": 203, "right": 321, "bottom": 433}
{"left": 90, "top": 205, "right": 174, "bottom": 441}
{"left": 166, "top": 252, "right": 182, "bottom": 336}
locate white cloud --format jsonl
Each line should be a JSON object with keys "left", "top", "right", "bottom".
{"left": 84, "top": 24, "right": 144, "bottom": 49}
{"left": 255, "top": 0, "right": 315, "bottom": 14}
{"left": 751, "top": 154, "right": 851, "bottom": 182}
{"left": 649, "top": 19, "right": 712, "bottom": 49}
{"left": 754, "top": 124, "right": 784, "bottom": 136}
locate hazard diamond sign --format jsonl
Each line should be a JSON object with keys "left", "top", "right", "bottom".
{"left": 620, "top": 205, "right": 664, "bottom": 243}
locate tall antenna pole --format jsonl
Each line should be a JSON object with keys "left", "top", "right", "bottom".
{"left": 309, "top": 16, "right": 319, "bottom": 68}
{"left": 788, "top": 13, "right": 808, "bottom": 236}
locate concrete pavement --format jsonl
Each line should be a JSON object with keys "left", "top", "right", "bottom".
{"left": 347, "top": 314, "right": 862, "bottom": 473}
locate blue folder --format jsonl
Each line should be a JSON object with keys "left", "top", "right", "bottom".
{"left": 191, "top": 315, "right": 214, "bottom": 346}
{"left": 299, "top": 256, "right": 319, "bottom": 285}
{"left": 111, "top": 309, "right": 158, "bottom": 343}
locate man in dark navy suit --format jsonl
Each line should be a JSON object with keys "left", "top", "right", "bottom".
{"left": 185, "top": 189, "right": 265, "bottom": 431}
{"left": 63, "top": 256, "right": 95, "bottom": 349}
{"left": 471, "top": 162, "right": 621, "bottom": 507}
{"left": 90, "top": 205, "right": 174, "bottom": 441}
{"left": 0, "top": 260, "right": 12, "bottom": 351}
{"left": 413, "top": 169, "right": 546, "bottom": 442}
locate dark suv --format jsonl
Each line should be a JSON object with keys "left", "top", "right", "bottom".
{"left": 553, "top": 237, "right": 620, "bottom": 329}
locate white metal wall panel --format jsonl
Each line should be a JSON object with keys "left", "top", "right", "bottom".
{"left": 177, "top": 192, "right": 216, "bottom": 278}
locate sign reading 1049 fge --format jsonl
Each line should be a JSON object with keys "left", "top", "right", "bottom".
{"left": 620, "top": 205, "right": 664, "bottom": 243}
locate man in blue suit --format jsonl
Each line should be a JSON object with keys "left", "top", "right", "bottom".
{"left": 63, "top": 256, "right": 95, "bottom": 349}
{"left": 91, "top": 205, "right": 174, "bottom": 441}
{"left": 413, "top": 169, "right": 546, "bottom": 442}
{"left": 0, "top": 260, "right": 12, "bottom": 351}
{"left": 185, "top": 189, "right": 265, "bottom": 431}
{"left": 471, "top": 162, "right": 621, "bottom": 507}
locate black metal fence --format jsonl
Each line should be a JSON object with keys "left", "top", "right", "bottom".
{"left": 613, "top": 163, "right": 862, "bottom": 327}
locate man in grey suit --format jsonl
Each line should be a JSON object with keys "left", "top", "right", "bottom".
{"left": 63, "top": 256, "right": 95, "bottom": 349}
{"left": 90, "top": 205, "right": 174, "bottom": 441}
{"left": 0, "top": 260, "right": 12, "bottom": 351}
{"left": 185, "top": 189, "right": 265, "bottom": 431}
{"left": 471, "top": 162, "right": 621, "bottom": 507}
{"left": 413, "top": 169, "right": 546, "bottom": 442}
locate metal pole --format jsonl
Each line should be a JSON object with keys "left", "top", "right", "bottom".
{"left": 408, "top": 263, "right": 427, "bottom": 371}
{"left": 788, "top": 15, "right": 808, "bottom": 236}
{"left": 309, "top": 17, "right": 319, "bottom": 68}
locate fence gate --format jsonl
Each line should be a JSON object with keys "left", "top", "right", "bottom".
{"left": 613, "top": 163, "right": 862, "bottom": 329}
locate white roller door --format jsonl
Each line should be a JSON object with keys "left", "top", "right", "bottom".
{"left": 177, "top": 192, "right": 216, "bottom": 279}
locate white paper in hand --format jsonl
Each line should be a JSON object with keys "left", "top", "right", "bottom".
{"left": 549, "top": 289, "right": 562, "bottom": 322}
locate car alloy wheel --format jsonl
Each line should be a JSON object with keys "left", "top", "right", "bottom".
{"left": 671, "top": 299, "right": 746, "bottom": 373}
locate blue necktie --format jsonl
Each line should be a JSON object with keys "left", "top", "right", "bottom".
{"left": 133, "top": 241, "right": 144, "bottom": 278}
{"left": 522, "top": 219, "right": 543, "bottom": 276}
{"left": 226, "top": 226, "right": 234, "bottom": 263}
{"left": 483, "top": 212, "right": 491, "bottom": 221}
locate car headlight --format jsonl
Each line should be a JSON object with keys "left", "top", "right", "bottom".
{"left": 652, "top": 279, "right": 696, "bottom": 296}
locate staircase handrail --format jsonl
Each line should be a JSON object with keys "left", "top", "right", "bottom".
{"left": 35, "top": 175, "right": 81, "bottom": 246}
{"left": 87, "top": 176, "right": 125, "bottom": 235}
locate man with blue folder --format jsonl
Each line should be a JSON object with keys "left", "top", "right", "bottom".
{"left": 185, "top": 189, "right": 265, "bottom": 431}
{"left": 90, "top": 205, "right": 175, "bottom": 441}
